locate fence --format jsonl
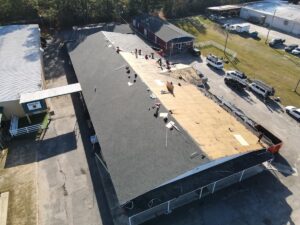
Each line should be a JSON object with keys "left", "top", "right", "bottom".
{"left": 128, "top": 164, "right": 265, "bottom": 225}
{"left": 196, "top": 40, "right": 237, "bottom": 60}
{"left": 9, "top": 124, "right": 42, "bottom": 137}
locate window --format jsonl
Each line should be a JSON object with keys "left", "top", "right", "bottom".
{"left": 27, "top": 101, "right": 42, "bottom": 111}
{"left": 294, "top": 111, "right": 300, "bottom": 116}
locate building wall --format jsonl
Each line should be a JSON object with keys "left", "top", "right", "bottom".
{"left": 133, "top": 21, "right": 167, "bottom": 50}
{"left": 22, "top": 99, "right": 47, "bottom": 115}
{"left": 292, "top": 22, "right": 300, "bottom": 36}
{"left": 166, "top": 40, "right": 193, "bottom": 55}
{"left": 0, "top": 100, "right": 25, "bottom": 120}
{"left": 240, "top": 7, "right": 300, "bottom": 36}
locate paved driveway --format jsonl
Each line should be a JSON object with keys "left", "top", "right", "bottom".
{"left": 37, "top": 37, "right": 107, "bottom": 225}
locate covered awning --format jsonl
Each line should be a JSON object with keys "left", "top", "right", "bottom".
{"left": 20, "top": 83, "right": 82, "bottom": 104}
{"left": 207, "top": 5, "right": 242, "bottom": 12}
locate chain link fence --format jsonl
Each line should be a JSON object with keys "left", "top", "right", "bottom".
{"left": 196, "top": 40, "right": 237, "bottom": 60}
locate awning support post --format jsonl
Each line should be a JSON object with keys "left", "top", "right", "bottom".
{"left": 199, "top": 187, "right": 203, "bottom": 199}
{"left": 239, "top": 170, "right": 245, "bottom": 182}
{"left": 129, "top": 217, "right": 132, "bottom": 225}
{"left": 212, "top": 182, "right": 217, "bottom": 193}
{"left": 166, "top": 200, "right": 172, "bottom": 214}
{"left": 26, "top": 114, "right": 32, "bottom": 124}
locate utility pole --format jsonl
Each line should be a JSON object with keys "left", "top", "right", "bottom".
{"left": 265, "top": 9, "right": 277, "bottom": 44}
{"left": 294, "top": 79, "right": 300, "bottom": 93}
{"left": 224, "top": 30, "right": 229, "bottom": 55}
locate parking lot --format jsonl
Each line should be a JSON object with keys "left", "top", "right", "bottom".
{"left": 220, "top": 17, "right": 300, "bottom": 46}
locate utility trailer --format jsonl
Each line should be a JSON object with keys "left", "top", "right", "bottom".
{"left": 254, "top": 125, "right": 283, "bottom": 154}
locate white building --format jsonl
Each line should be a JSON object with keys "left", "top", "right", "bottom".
{"left": 0, "top": 24, "right": 45, "bottom": 119}
{"left": 240, "top": 1, "right": 300, "bottom": 36}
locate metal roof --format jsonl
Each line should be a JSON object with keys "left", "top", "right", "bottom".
{"left": 20, "top": 83, "right": 82, "bottom": 104}
{"left": 208, "top": 5, "right": 242, "bottom": 11}
{"left": 68, "top": 31, "right": 208, "bottom": 204}
{"left": 135, "top": 15, "right": 195, "bottom": 43}
{"left": 244, "top": 1, "right": 300, "bottom": 23}
{"left": 0, "top": 24, "right": 42, "bottom": 102}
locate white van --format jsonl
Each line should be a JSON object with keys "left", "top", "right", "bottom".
{"left": 206, "top": 54, "right": 224, "bottom": 70}
{"left": 249, "top": 80, "right": 274, "bottom": 98}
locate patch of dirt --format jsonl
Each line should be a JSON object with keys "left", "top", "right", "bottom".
{"left": 0, "top": 164, "right": 37, "bottom": 225}
{"left": 0, "top": 140, "right": 37, "bottom": 225}
{"left": 161, "top": 67, "right": 203, "bottom": 86}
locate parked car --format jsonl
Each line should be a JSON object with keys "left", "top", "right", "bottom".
{"left": 209, "top": 14, "right": 217, "bottom": 21}
{"left": 222, "top": 23, "right": 229, "bottom": 29}
{"left": 250, "top": 31, "right": 259, "bottom": 39}
{"left": 235, "top": 23, "right": 250, "bottom": 33}
{"left": 249, "top": 80, "right": 275, "bottom": 99}
{"left": 191, "top": 47, "right": 201, "bottom": 57}
{"left": 269, "top": 38, "right": 285, "bottom": 47}
{"left": 225, "top": 70, "right": 248, "bottom": 88}
{"left": 284, "top": 44, "right": 298, "bottom": 52}
{"left": 291, "top": 47, "right": 300, "bottom": 55}
{"left": 285, "top": 106, "right": 300, "bottom": 121}
{"left": 206, "top": 54, "right": 224, "bottom": 70}
{"left": 151, "top": 45, "right": 161, "bottom": 52}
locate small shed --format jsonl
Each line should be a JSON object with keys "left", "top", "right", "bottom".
{"left": 132, "top": 15, "right": 195, "bottom": 55}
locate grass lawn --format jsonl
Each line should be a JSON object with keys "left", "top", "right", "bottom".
{"left": 172, "top": 16, "right": 300, "bottom": 107}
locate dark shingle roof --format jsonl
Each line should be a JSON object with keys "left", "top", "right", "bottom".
{"left": 68, "top": 31, "right": 207, "bottom": 204}
{"left": 135, "top": 15, "right": 194, "bottom": 43}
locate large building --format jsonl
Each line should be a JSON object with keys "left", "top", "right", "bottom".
{"left": 0, "top": 24, "right": 45, "bottom": 120}
{"left": 132, "top": 15, "right": 195, "bottom": 55}
{"left": 240, "top": 1, "right": 300, "bottom": 36}
{"left": 67, "top": 25, "right": 280, "bottom": 225}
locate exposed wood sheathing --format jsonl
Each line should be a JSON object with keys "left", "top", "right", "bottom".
{"left": 121, "top": 52, "right": 263, "bottom": 159}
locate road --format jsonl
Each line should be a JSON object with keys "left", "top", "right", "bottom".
{"left": 144, "top": 55, "right": 300, "bottom": 225}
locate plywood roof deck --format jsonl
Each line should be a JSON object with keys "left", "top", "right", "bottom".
{"left": 121, "top": 52, "right": 264, "bottom": 159}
